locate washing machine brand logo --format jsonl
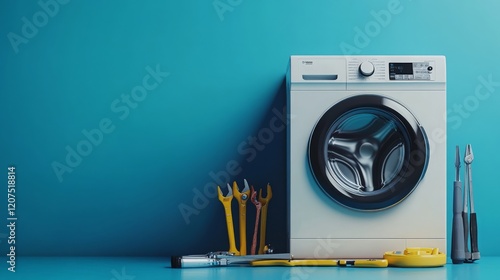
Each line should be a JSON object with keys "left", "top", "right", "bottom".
{"left": 302, "top": 61, "right": 313, "bottom": 65}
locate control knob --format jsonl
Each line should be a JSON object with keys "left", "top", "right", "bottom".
{"left": 359, "top": 62, "right": 375, "bottom": 77}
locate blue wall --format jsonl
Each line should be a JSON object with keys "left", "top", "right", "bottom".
{"left": 1, "top": 0, "right": 499, "bottom": 257}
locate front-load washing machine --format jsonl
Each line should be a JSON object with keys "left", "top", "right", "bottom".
{"left": 287, "top": 55, "right": 446, "bottom": 259}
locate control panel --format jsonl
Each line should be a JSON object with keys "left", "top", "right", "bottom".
{"left": 289, "top": 56, "right": 445, "bottom": 88}
{"left": 347, "top": 59, "right": 436, "bottom": 81}
{"left": 389, "top": 62, "right": 434, "bottom": 80}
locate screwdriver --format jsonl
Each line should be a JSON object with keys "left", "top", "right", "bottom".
{"left": 451, "top": 145, "right": 465, "bottom": 264}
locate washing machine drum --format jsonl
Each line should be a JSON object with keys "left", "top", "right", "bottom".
{"left": 309, "top": 95, "right": 429, "bottom": 211}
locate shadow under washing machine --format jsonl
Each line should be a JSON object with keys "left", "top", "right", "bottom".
{"left": 287, "top": 55, "right": 446, "bottom": 259}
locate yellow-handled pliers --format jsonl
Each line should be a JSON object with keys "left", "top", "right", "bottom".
{"left": 217, "top": 184, "right": 239, "bottom": 255}
{"left": 258, "top": 184, "right": 272, "bottom": 255}
{"left": 233, "top": 180, "right": 250, "bottom": 255}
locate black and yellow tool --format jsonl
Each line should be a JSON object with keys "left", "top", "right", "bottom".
{"left": 172, "top": 247, "right": 446, "bottom": 268}
{"left": 251, "top": 258, "right": 388, "bottom": 268}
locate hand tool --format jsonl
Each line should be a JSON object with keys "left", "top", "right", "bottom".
{"left": 462, "top": 146, "right": 471, "bottom": 261}
{"left": 251, "top": 259, "right": 388, "bottom": 267}
{"left": 171, "top": 252, "right": 290, "bottom": 268}
{"left": 233, "top": 179, "right": 250, "bottom": 255}
{"left": 250, "top": 186, "right": 262, "bottom": 255}
{"left": 383, "top": 248, "right": 446, "bottom": 267}
{"left": 258, "top": 183, "right": 272, "bottom": 254}
{"left": 451, "top": 145, "right": 465, "bottom": 264}
{"left": 464, "top": 144, "right": 480, "bottom": 262}
{"left": 217, "top": 184, "right": 239, "bottom": 255}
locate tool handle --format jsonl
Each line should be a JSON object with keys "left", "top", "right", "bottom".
{"left": 171, "top": 256, "right": 221, "bottom": 268}
{"left": 451, "top": 182, "right": 465, "bottom": 264}
{"left": 341, "top": 259, "right": 388, "bottom": 268}
{"left": 239, "top": 203, "right": 247, "bottom": 256}
{"left": 462, "top": 211, "right": 470, "bottom": 257}
{"left": 251, "top": 204, "right": 262, "bottom": 255}
{"left": 470, "top": 213, "right": 479, "bottom": 253}
{"left": 258, "top": 205, "right": 269, "bottom": 254}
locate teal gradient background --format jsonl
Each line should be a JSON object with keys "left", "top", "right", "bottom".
{"left": 1, "top": 0, "right": 499, "bottom": 259}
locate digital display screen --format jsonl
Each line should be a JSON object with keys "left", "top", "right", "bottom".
{"left": 389, "top": 63, "right": 413, "bottom": 75}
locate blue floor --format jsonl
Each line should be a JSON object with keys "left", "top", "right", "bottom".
{"left": 0, "top": 257, "right": 495, "bottom": 280}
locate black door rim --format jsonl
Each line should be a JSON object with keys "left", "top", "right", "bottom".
{"left": 308, "top": 94, "right": 429, "bottom": 211}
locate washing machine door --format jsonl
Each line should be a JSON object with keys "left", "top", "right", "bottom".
{"left": 309, "top": 94, "right": 429, "bottom": 211}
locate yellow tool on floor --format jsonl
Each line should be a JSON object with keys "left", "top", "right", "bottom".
{"left": 383, "top": 248, "right": 446, "bottom": 267}
{"left": 233, "top": 180, "right": 250, "bottom": 255}
{"left": 217, "top": 184, "right": 239, "bottom": 255}
{"left": 251, "top": 259, "right": 388, "bottom": 267}
{"left": 173, "top": 247, "right": 445, "bottom": 268}
{"left": 258, "top": 184, "right": 272, "bottom": 255}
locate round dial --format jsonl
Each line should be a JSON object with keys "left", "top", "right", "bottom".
{"left": 359, "top": 62, "right": 375, "bottom": 76}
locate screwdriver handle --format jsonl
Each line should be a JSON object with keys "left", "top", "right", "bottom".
{"left": 462, "top": 211, "right": 470, "bottom": 260}
{"left": 470, "top": 212, "right": 480, "bottom": 259}
{"left": 451, "top": 181, "right": 465, "bottom": 264}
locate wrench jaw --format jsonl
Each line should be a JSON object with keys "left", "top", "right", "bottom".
{"left": 258, "top": 183, "right": 272, "bottom": 255}
{"left": 258, "top": 183, "right": 273, "bottom": 205}
{"left": 217, "top": 184, "right": 239, "bottom": 256}
{"left": 217, "top": 184, "right": 233, "bottom": 202}
{"left": 233, "top": 180, "right": 250, "bottom": 255}
{"left": 250, "top": 186, "right": 261, "bottom": 207}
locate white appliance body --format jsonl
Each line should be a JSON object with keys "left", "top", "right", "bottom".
{"left": 287, "top": 56, "right": 446, "bottom": 259}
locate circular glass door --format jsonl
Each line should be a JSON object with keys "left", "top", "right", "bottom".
{"left": 308, "top": 95, "right": 429, "bottom": 211}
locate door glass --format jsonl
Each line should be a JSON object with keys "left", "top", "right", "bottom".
{"left": 326, "top": 109, "right": 407, "bottom": 196}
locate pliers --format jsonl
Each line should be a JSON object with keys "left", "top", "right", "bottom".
{"left": 463, "top": 144, "right": 480, "bottom": 262}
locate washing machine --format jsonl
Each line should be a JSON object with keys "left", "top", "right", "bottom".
{"left": 287, "top": 55, "right": 446, "bottom": 259}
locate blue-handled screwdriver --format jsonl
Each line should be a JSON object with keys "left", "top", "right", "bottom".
{"left": 451, "top": 145, "right": 465, "bottom": 264}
